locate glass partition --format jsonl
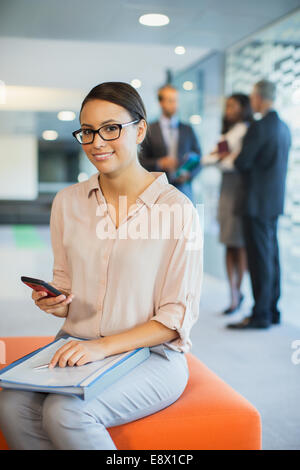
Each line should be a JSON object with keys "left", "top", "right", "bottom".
{"left": 171, "top": 9, "right": 300, "bottom": 323}
{"left": 224, "top": 9, "right": 300, "bottom": 321}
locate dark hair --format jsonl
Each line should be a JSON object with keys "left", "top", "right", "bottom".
{"left": 80, "top": 81, "right": 147, "bottom": 121}
{"left": 80, "top": 81, "right": 147, "bottom": 122}
{"left": 221, "top": 93, "right": 254, "bottom": 134}
{"left": 79, "top": 82, "right": 147, "bottom": 158}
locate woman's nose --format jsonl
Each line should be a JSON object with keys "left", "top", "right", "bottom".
{"left": 93, "top": 132, "right": 107, "bottom": 147}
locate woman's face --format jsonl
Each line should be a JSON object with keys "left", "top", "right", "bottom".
{"left": 225, "top": 97, "right": 242, "bottom": 123}
{"left": 79, "top": 99, "right": 146, "bottom": 175}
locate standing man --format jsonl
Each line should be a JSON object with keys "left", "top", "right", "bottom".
{"left": 140, "top": 84, "right": 202, "bottom": 204}
{"left": 227, "top": 80, "right": 291, "bottom": 329}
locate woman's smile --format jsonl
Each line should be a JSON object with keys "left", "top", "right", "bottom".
{"left": 92, "top": 151, "right": 115, "bottom": 161}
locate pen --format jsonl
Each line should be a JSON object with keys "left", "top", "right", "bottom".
{"left": 34, "top": 363, "right": 52, "bottom": 370}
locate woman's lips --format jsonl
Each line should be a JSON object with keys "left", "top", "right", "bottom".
{"left": 93, "top": 151, "right": 115, "bottom": 161}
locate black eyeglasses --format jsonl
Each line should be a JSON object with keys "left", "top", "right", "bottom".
{"left": 72, "top": 119, "right": 140, "bottom": 144}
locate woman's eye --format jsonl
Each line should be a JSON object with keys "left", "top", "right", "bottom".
{"left": 105, "top": 125, "right": 118, "bottom": 132}
{"left": 82, "top": 129, "right": 92, "bottom": 135}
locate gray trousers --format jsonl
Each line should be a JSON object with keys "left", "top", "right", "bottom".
{"left": 0, "top": 332, "right": 189, "bottom": 450}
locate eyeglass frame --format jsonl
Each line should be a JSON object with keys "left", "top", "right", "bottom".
{"left": 72, "top": 118, "right": 141, "bottom": 144}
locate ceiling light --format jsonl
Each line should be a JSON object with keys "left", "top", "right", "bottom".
{"left": 42, "top": 130, "right": 58, "bottom": 141}
{"left": 183, "top": 81, "right": 194, "bottom": 91}
{"left": 57, "top": 111, "right": 76, "bottom": 121}
{"left": 175, "top": 46, "right": 186, "bottom": 55}
{"left": 139, "top": 14, "right": 169, "bottom": 27}
{"left": 189, "top": 115, "right": 202, "bottom": 125}
{"left": 131, "top": 79, "right": 142, "bottom": 89}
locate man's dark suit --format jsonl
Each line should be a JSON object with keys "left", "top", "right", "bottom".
{"left": 140, "top": 121, "right": 202, "bottom": 204}
{"left": 234, "top": 110, "right": 291, "bottom": 324}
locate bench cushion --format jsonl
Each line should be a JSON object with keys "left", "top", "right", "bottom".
{"left": 0, "top": 337, "right": 261, "bottom": 450}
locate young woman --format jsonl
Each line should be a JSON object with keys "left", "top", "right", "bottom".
{"left": 202, "top": 94, "right": 253, "bottom": 314}
{"left": 0, "top": 82, "right": 202, "bottom": 450}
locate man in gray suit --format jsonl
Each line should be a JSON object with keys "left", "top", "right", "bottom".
{"left": 227, "top": 80, "right": 291, "bottom": 329}
{"left": 140, "top": 84, "right": 202, "bottom": 204}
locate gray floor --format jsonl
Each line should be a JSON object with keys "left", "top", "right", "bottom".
{"left": 0, "top": 225, "right": 299, "bottom": 450}
{"left": 192, "top": 274, "right": 300, "bottom": 450}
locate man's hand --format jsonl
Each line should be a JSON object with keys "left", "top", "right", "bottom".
{"left": 49, "top": 339, "right": 107, "bottom": 368}
{"left": 157, "top": 155, "right": 178, "bottom": 171}
{"left": 173, "top": 170, "right": 190, "bottom": 184}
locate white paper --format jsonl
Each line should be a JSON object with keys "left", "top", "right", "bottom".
{"left": 0, "top": 337, "right": 130, "bottom": 388}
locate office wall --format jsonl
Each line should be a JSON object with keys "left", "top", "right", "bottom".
{"left": 0, "top": 135, "right": 38, "bottom": 200}
{"left": 172, "top": 52, "right": 225, "bottom": 227}
{"left": 172, "top": 52, "right": 226, "bottom": 279}
{"left": 224, "top": 10, "right": 300, "bottom": 287}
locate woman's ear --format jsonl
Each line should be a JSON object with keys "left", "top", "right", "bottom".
{"left": 136, "top": 119, "right": 147, "bottom": 145}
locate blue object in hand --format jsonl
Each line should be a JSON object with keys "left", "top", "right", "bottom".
{"left": 174, "top": 152, "right": 200, "bottom": 179}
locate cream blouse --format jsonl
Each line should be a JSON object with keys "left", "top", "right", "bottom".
{"left": 50, "top": 171, "right": 203, "bottom": 353}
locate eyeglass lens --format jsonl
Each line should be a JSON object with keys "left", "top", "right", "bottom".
{"left": 78, "top": 124, "right": 121, "bottom": 143}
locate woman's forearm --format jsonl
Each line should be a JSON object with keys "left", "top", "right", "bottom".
{"left": 100, "top": 320, "right": 179, "bottom": 357}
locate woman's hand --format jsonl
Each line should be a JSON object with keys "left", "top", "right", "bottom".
{"left": 32, "top": 285, "right": 74, "bottom": 318}
{"left": 218, "top": 151, "right": 230, "bottom": 160}
{"left": 49, "top": 339, "right": 107, "bottom": 368}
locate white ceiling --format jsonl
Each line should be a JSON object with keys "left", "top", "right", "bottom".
{"left": 1, "top": 0, "right": 300, "bottom": 49}
{"left": 0, "top": 0, "right": 299, "bottom": 135}
{"left": 0, "top": 37, "right": 209, "bottom": 119}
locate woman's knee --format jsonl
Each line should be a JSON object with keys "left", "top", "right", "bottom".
{"left": 42, "top": 394, "right": 96, "bottom": 436}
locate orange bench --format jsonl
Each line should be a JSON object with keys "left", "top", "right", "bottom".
{"left": 0, "top": 336, "right": 261, "bottom": 450}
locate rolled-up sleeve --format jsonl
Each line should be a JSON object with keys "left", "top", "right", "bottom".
{"left": 150, "top": 204, "right": 203, "bottom": 351}
{"left": 49, "top": 191, "right": 72, "bottom": 294}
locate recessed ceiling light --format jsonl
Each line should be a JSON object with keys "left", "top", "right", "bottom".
{"left": 139, "top": 14, "right": 169, "bottom": 27}
{"left": 57, "top": 111, "right": 76, "bottom": 121}
{"left": 189, "top": 115, "right": 202, "bottom": 125}
{"left": 42, "top": 130, "right": 58, "bottom": 141}
{"left": 175, "top": 46, "right": 186, "bottom": 55}
{"left": 183, "top": 81, "right": 194, "bottom": 91}
{"left": 131, "top": 79, "right": 142, "bottom": 89}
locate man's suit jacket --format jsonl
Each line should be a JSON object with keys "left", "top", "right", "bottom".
{"left": 140, "top": 121, "right": 202, "bottom": 194}
{"left": 234, "top": 110, "right": 291, "bottom": 218}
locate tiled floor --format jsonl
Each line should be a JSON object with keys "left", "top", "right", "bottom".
{"left": 0, "top": 224, "right": 299, "bottom": 449}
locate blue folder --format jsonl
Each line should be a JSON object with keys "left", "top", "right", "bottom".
{"left": 0, "top": 336, "right": 150, "bottom": 401}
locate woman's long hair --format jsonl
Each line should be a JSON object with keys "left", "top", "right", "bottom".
{"left": 221, "top": 93, "right": 254, "bottom": 134}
